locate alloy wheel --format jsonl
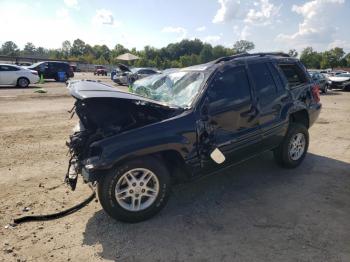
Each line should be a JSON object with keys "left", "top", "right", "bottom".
{"left": 115, "top": 168, "right": 159, "bottom": 212}
{"left": 289, "top": 133, "right": 306, "bottom": 161}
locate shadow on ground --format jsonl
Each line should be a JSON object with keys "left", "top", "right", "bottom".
{"left": 83, "top": 152, "right": 350, "bottom": 262}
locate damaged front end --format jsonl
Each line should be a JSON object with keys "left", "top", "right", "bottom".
{"left": 64, "top": 80, "right": 181, "bottom": 190}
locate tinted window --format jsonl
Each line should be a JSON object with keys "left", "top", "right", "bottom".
{"left": 209, "top": 66, "right": 251, "bottom": 105}
{"left": 0, "top": 65, "right": 20, "bottom": 71}
{"left": 267, "top": 62, "right": 285, "bottom": 93}
{"left": 279, "top": 63, "right": 307, "bottom": 88}
{"left": 249, "top": 62, "right": 277, "bottom": 106}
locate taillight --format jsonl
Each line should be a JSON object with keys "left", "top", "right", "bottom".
{"left": 311, "top": 84, "right": 320, "bottom": 103}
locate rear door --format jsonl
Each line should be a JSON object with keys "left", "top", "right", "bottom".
{"left": 247, "top": 61, "right": 289, "bottom": 149}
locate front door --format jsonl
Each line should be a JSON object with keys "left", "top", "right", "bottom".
{"left": 198, "top": 63, "right": 261, "bottom": 173}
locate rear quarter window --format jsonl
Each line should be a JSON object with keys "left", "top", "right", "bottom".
{"left": 278, "top": 63, "right": 308, "bottom": 88}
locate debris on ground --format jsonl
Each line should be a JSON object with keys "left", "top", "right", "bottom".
{"left": 34, "top": 88, "right": 47, "bottom": 93}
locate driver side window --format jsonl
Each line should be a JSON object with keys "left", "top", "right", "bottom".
{"left": 208, "top": 66, "right": 251, "bottom": 110}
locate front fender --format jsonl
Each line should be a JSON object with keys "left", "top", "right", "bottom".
{"left": 87, "top": 112, "right": 198, "bottom": 171}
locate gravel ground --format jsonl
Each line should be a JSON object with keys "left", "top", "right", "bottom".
{"left": 0, "top": 73, "right": 349, "bottom": 262}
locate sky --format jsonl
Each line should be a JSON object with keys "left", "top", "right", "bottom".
{"left": 0, "top": 0, "right": 349, "bottom": 52}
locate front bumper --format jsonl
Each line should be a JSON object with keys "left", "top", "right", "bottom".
{"left": 330, "top": 81, "right": 350, "bottom": 89}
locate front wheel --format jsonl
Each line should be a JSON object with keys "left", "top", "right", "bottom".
{"left": 98, "top": 156, "right": 171, "bottom": 223}
{"left": 322, "top": 84, "right": 328, "bottom": 94}
{"left": 273, "top": 123, "right": 309, "bottom": 168}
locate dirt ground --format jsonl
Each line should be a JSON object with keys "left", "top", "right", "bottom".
{"left": 0, "top": 73, "right": 349, "bottom": 262}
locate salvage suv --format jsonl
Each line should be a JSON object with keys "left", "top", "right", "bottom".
{"left": 66, "top": 53, "right": 321, "bottom": 223}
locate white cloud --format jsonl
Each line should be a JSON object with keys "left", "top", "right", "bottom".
{"left": 196, "top": 26, "right": 206, "bottom": 32}
{"left": 162, "top": 26, "right": 187, "bottom": 40}
{"left": 276, "top": 0, "right": 345, "bottom": 49}
{"left": 244, "top": 0, "right": 281, "bottom": 25}
{"left": 213, "top": 0, "right": 245, "bottom": 24}
{"left": 203, "top": 35, "right": 221, "bottom": 44}
{"left": 239, "top": 25, "right": 250, "bottom": 40}
{"left": 212, "top": 0, "right": 279, "bottom": 25}
{"left": 328, "top": 39, "right": 350, "bottom": 51}
{"left": 64, "top": 0, "right": 79, "bottom": 9}
{"left": 92, "top": 9, "right": 121, "bottom": 27}
{"left": 213, "top": 0, "right": 279, "bottom": 41}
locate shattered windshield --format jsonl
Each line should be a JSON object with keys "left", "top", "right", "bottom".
{"left": 132, "top": 71, "right": 205, "bottom": 108}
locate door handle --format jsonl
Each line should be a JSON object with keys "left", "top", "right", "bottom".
{"left": 241, "top": 106, "right": 258, "bottom": 117}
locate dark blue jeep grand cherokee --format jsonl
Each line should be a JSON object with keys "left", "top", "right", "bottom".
{"left": 66, "top": 53, "right": 321, "bottom": 222}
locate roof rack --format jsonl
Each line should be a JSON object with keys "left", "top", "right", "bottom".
{"left": 214, "top": 52, "right": 290, "bottom": 64}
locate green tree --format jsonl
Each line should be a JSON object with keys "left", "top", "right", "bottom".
{"left": 300, "top": 47, "right": 322, "bottom": 69}
{"left": 212, "top": 45, "right": 228, "bottom": 59}
{"left": 71, "top": 39, "right": 86, "bottom": 57}
{"left": 22, "top": 42, "right": 36, "bottom": 56}
{"left": 320, "top": 48, "right": 345, "bottom": 69}
{"left": 94, "top": 55, "right": 108, "bottom": 65}
{"left": 61, "top": 40, "right": 72, "bottom": 58}
{"left": 233, "top": 40, "right": 255, "bottom": 53}
{"left": 199, "top": 44, "right": 213, "bottom": 63}
{"left": 36, "top": 47, "right": 48, "bottom": 56}
{"left": 1, "top": 41, "right": 20, "bottom": 56}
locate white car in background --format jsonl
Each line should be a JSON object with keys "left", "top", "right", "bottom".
{"left": 0, "top": 64, "right": 40, "bottom": 87}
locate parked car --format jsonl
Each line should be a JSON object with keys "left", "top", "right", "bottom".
{"left": 328, "top": 73, "right": 350, "bottom": 90}
{"left": 0, "top": 64, "right": 39, "bottom": 87}
{"left": 94, "top": 65, "right": 108, "bottom": 76}
{"left": 112, "top": 64, "right": 159, "bottom": 85}
{"left": 308, "top": 71, "right": 328, "bottom": 93}
{"left": 66, "top": 52, "right": 321, "bottom": 222}
{"left": 26, "top": 61, "right": 74, "bottom": 81}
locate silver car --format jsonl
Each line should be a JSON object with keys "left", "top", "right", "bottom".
{"left": 112, "top": 64, "right": 159, "bottom": 85}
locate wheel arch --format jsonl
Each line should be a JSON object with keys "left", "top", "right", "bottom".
{"left": 17, "top": 76, "right": 30, "bottom": 86}
{"left": 289, "top": 109, "right": 309, "bottom": 129}
{"left": 107, "top": 149, "right": 191, "bottom": 185}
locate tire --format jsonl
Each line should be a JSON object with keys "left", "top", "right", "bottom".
{"left": 17, "top": 77, "right": 29, "bottom": 88}
{"left": 98, "top": 156, "right": 171, "bottom": 223}
{"left": 322, "top": 84, "right": 328, "bottom": 94}
{"left": 273, "top": 123, "right": 309, "bottom": 168}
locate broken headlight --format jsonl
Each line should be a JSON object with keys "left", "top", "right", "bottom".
{"left": 72, "top": 121, "right": 85, "bottom": 133}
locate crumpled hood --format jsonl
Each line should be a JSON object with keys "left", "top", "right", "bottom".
{"left": 67, "top": 80, "right": 177, "bottom": 109}
{"left": 117, "top": 63, "right": 132, "bottom": 72}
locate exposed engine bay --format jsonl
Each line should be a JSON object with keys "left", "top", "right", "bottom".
{"left": 65, "top": 80, "right": 181, "bottom": 190}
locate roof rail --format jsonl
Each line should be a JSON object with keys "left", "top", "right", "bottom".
{"left": 214, "top": 52, "right": 290, "bottom": 64}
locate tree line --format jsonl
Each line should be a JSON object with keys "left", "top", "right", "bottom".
{"left": 1, "top": 39, "right": 349, "bottom": 69}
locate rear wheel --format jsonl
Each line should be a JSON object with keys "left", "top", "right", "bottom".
{"left": 98, "top": 156, "right": 171, "bottom": 223}
{"left": 273, "top": 123, "right": 309, "bottom": 168}
{"left": 17, "top": 77, "right": 29, "bottom": 88}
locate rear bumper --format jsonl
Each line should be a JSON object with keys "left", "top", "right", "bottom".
{"left": 31, "top": 75, "right": 40, "bottom": 84}
{"left": 309, "top": 103, "right": 322, "bottom": 127}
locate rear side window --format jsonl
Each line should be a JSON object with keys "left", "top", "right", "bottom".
{"left": 249, "top": 62, "right": 278, "bottom": 106}
{"left": 278, "top": 63, "right": 308, "bottom": 88}
{"left": 0, "top": 65, "right": 20, "bottom": 71}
